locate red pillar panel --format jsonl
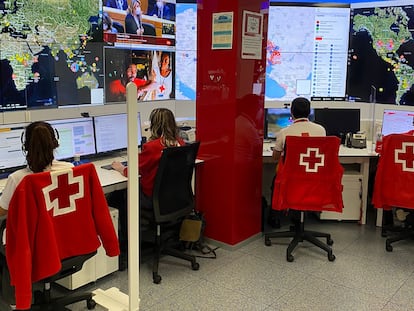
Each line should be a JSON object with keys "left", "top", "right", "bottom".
{"left": 196, "top": 0, "right": 268, "bottom": 245}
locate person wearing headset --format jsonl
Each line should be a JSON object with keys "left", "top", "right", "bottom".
{"left": 0, "top": 121, "right": 73, "bottom": 216}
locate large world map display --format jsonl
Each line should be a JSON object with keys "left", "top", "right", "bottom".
{"left": 347, "top": 4, "right": 414, "bottom": 105}
{"left": 0, "top": 0, "right": 101, "bottom": 110}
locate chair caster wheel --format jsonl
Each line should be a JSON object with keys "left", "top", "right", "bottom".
{"left": 87, "top": 298, "right": 96, "bottom": 310}
{"left": 386, "top": 244, "right": 393, "bottom": 252}
{"left": 265, "top": 238, "right": 271, "bottom": 246}
{"left": 327, "top": 238, "right": 333, "bottom": 246}
{"left": 287, "top": 254, "right": 294, "bottom": 262}
{"left": 192, "top": 262, "right": 200, "bottom": 270}
{"left": 328, "top": 253, "right": 336, "bottom": 262}
{"left": 153, "top": 273, "right": 162, "bottom": 284}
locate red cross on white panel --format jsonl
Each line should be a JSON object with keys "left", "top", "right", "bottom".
{"left": 395, "top": 142, "right": 414, "bottom": 172}
{"left": 159, "top": 84, "right": 166, "bottom": 93}
{"left": 299, "top": 147, "right": 325, "bottom": 173}
{"left": 42, "top": 170, "right": 84, "bottom": 216}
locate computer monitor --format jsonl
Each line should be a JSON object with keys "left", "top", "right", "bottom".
{"left": 265, "top": 108, "right": 315, "bottom": 139}
{"left": 381, "top": 109, "right": 414, "bottom": 136}
{"left": 0, "top": 123, "right": 28, "bottom": 173}
{"left": 314, "top": 108, "right": 360, "bottom": 141}
{"left": 94, "top": 113, "right": 143, "bottom": 154}
{"left": 48, "top": 117, "right": 96, "bottom": 160}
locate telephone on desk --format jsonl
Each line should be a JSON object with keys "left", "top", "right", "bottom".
{"left": 345, "top": 133, "right": 367, "bottom": 149}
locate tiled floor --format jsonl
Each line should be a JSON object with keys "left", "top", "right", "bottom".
{"left": 3, "top": 214, "right": 414, "bottom": 311}
{"left": 63, "top": 214, "right": 414, "bottom": 311}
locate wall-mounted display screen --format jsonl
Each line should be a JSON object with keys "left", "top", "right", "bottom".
{"left": 266, "top": 2, "right": 350, "bottom": 102}
{"left": 347, "top": 1, "right": 414, "bottom": 105}
{"left": 102, "top": 0, "right": 176, "bottom": 47}
{"left": 175, "top": 1, "right": 197, "bottom": 100}
{"left": 104, "top": 46, "right": 175, "bottom": 102}
{"left": 0, "top": 0, "right": 102, "bottom": 111}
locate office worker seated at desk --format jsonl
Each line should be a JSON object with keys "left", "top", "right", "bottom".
{"left": 269, "top": 97, "right": 326, "bottom": 227}
{"left": 0, "top": 121, "right": 73, "bottom": 217}
{"left": 108, "top": 108, "right": 185, "bottom": 270}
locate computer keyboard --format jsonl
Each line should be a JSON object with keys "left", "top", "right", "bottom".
{"left": 101, "top": 161, "right": 128, "bottom": 170}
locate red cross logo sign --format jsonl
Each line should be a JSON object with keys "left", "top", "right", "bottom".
{"left": 299, "top": 147, "right": 325, "bottom": 173}
{"left": 42, "top": 170, "right": 84, "bottom": 216}
{"left": 159, "top": 84, "right": 166, "bottom": 93}
{"left": 395, "top": 142, "right": 414, "bottom": 172}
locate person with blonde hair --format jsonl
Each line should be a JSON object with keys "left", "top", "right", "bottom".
{"left": 125, "top": 0, "right": 144, "bottom": 35}
{"left": 109, "top": 108, "right": 185, "bottom": 270}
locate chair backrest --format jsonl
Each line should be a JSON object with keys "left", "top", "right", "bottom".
{"left": 152, "top": 141, "right": 200, "bottom": 223}
{"left": 142, "top": 22, "right": 156, "bottom": 36}
{"left": 5, "top": 163, "right": 119, "bottom": 309}
{"left": 372, "top": 132, "right": 414, "bottom": 209}
{"left": 272, "top": 136, "right": 344, "bottom": 212}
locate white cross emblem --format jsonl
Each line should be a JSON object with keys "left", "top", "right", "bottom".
{"left": 395, "top": 142, "right": 414, "bottom": 172}
{"left": 42, "top": 169, "right": 84, "bottom": 216}
{"left": 299, "top": 147, "right": 325, "bottom": 173}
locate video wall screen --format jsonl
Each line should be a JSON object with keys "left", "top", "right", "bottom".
{"left": 266, "top": 2, "right": 350, "bottom": 102}
{"left": 347, "top": 1, "right": 414, "bottom": 105}
{"left": 104, "top": 46, "right": 175, "bottom": 102}
{"left": 0, "top": 0, "right": 102, "bottom": 111}
{"left": 175, "top": 1, "right": 197, "bottom": 100}
{"left": 102, "top": 0, "right": 176, "bottom": 47}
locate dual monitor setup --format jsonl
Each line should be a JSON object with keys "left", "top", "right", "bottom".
{"left": 264, "top": 108, "right": 414, "bottom": 145}
{"left": 0, "top": 114, "right": 143, "bottom": 175}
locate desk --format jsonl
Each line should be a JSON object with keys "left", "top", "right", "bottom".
{"left": 263, "top": 142, "right": 377, "bottom": 225}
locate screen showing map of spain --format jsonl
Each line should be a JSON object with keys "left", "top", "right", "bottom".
{"left": 266, "top": 3, "right": 350, "bottom": 102}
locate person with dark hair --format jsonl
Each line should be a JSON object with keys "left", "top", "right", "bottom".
{"left": 268, "top": 97, "right": 326, "bottom": 228}
{"left": 0, "top": 121, "right": 73, "bottom": 216}
{"left": 105, "top": 0, "right": 128, "bottom": 10}
{"left": 272, "top": 97, "right": 325, "bottom": 161}
{"left": 148, "top": 0, "right": 174, "bottom": 21}
{"left": 109, "top": 108, "right": 185, "bottom": 270}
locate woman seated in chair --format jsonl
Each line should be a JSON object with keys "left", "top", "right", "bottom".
{"left": 0, "top": 121, "right": 73, "bottom": 217}
{"left": 108, "top": 108, "right": 185, "bottom": 269}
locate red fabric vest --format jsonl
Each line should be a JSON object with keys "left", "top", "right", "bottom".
{"left": 272, "top": 136, "right": 344, "bottom": 212}
{"left": 372, "top": 132, "right": 414, "bottom": 210}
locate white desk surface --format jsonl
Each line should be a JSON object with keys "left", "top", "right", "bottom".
{"left": 262, "top": 141, "right": 377, "bottom": 158}
{"left": 0, "top": 156, "right": 204, "bottom": 195}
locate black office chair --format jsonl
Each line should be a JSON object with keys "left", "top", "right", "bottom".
{"left": 264, "top": 136, "right": 344, "bottom": 262}
{"left": 142, "top": 141, "right": 201, "bottom": 284}
{"left": 112, "top": 21, "right": 125, "bottom": 33}
{"left": 142, "top": 22, "right": 156, "bottom": 36}
{"left": 372, "top": 132, "right": 414, "bottom": 252}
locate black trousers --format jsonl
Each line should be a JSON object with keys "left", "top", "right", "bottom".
{"left": 106, "top": 188, "right": 153, "bottom": 253}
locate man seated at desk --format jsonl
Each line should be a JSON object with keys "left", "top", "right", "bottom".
{"left": 268, "top": 97, "right": 326, "bottom": 227}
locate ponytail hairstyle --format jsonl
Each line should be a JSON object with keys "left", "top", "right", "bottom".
{"left": 23, "top": 121, "right": 59, "bottom": 173}
{"left": 149, "top": 108, "right": 179, "bottom": 147}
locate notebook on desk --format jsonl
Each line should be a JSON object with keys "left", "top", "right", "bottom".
{"left": 101, "top": 161, "right": 128, "bottom": 170}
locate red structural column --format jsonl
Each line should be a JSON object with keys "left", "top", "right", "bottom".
{"left": 196, "top": 0, "right": 268, "bottom": 246}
